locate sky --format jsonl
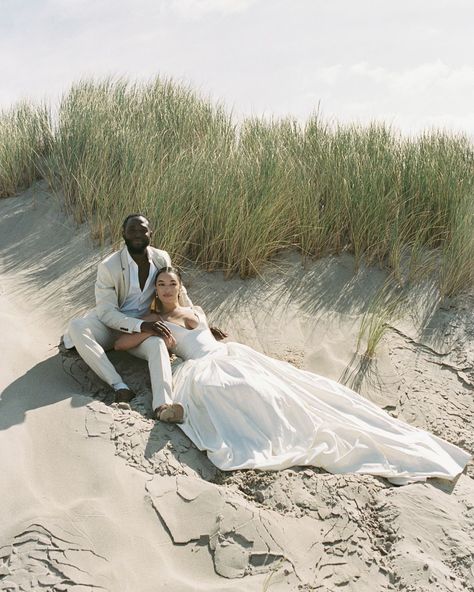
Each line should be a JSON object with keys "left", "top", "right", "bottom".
{"left": 1, "top": 0, "right": 473, "bottom": 135}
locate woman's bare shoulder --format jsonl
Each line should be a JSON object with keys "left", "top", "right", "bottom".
{"left": 191, "top": 305, "right": 207, "bottom": 319}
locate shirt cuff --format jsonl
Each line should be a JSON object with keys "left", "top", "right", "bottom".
{"left": 134, "top": 320, "right": 143, "bottom": 333}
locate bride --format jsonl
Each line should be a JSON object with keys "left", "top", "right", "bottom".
{"left": 114, "top": 267, "right": 471, "bottom": 485}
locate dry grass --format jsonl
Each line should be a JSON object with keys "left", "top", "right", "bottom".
{"left": 0, "top": 103, "right": 51, "bottom": 197}
{"left": 2, "top": 77, "right": 473, "bottom": 304}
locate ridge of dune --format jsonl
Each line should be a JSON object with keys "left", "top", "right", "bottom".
{"left": 1, "top": 183, "right": 473, "bottom": 592}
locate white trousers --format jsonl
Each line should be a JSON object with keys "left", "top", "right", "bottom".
{"left": 67, "top": 311, "right": 172, "bottom": 410}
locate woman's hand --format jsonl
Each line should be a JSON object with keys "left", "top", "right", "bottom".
{"left": 210, "top": 326, "right": 228, "bottom": 341}
{"left": 141, "top": 320, "right": 176, "bottom": 349}
{"left": 163, "top": 334, "right": 177, "bottom": 349}
{"left": 141, "top": 320, "right": 173, "bottom": 339}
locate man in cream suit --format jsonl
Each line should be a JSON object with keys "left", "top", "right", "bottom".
{"left": 65, "top": 214, "right": 191, "bottom": 418}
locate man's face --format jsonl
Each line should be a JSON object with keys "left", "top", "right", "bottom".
{"left": 123, "top": 216, "right": 152, "bottom": 254}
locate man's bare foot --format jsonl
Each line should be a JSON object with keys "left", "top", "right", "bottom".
{"left": 155, "top": 403, "right": 184, "bottom": 424}
{"left": 114, "top": 388, "right": 135, "bottom": 404}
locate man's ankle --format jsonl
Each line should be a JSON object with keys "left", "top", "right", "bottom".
{"left": 115, "top": 388, "right": 135, "bottom": 403}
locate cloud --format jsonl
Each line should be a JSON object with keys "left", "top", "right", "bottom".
{"left": 350, "top": 60, "right": 474, "bottom": 96}
{"left": 291, "top": 60, "right": 474, "bottom": 135}
{"left": 0, "top": 1, "right": 473, "bottom": 136}
{"left": 314, "top": 65, "right": 343, "bottom": 86}
{"left": 42, "top": 0, "right": 255, "bottom": 23}
{"left": 168, "top": 0, "right": 256, "bottom": 18}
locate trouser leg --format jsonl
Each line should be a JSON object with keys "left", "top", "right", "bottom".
{"left": 129, "top": 336, "right": 172, "bottom": 410}
{"left": 67, "top": 312, "right": 123, "bottom": 387}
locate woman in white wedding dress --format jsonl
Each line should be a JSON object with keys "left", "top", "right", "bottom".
{"left": 114, "top": 267, "right": 471, "bottom": 485}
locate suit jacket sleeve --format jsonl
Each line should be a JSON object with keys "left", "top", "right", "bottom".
{"left": 95, "top": 261, "right": 141, "bottom": 333}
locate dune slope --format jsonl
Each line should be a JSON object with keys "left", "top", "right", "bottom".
{"left": 1, "top": 183, "right": 473, "bottom": 592}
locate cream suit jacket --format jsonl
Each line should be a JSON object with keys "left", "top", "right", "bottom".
{"left": 95, "top": 245, "right": 192, "bottom": 333}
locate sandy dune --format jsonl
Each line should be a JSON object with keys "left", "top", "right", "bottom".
{"left": 1, "top": 183, "right": 473, "bottom": 591}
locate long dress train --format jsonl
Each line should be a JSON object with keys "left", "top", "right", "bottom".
{"left": 166, "top": 311, "right": 470, "bottom": 485}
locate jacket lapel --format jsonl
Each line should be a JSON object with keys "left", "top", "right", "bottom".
{"left": 120, "top": 246, "right": 130, "bottom": 306}
{"left": 150, "top": 250, "right": 167, "bottom": 272}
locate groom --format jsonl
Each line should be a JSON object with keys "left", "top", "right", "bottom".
{"left": 64, "top": 213, "right": 191, "bottom": 414}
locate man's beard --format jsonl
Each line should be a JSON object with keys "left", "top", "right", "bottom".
{"left": 124, "top": 237, "right": 150, "bottom": 255}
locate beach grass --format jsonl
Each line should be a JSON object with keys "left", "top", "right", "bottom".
{"left": 0, "top": 102, "right": 51, "bottom": 198}
{"left": 357, "top": 274, "right": 408, "bottom": 359}
{"left": 2, "top": 77, "right": 473, "bottom": 299}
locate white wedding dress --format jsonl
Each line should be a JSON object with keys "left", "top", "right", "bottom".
{"left": 167, "top": 311, "right": 470, "bottom": 484}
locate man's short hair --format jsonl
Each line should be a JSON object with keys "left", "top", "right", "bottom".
{"left": 122, "top": 213, "right": 149, "bottom": 231}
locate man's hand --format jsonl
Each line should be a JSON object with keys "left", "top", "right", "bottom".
{"left": 210, "top": 326, "right": 228, "bottom": 341}
{"left": 141, "top": 321, "right": 176, "bottom": 348}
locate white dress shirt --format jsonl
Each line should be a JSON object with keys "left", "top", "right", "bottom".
{"left": 121, "top": 250, "right": 157, "bottom": 332}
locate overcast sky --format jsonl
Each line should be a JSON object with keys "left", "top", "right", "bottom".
{"left": 1, "top": 0, "right": 473, "bottom": 135}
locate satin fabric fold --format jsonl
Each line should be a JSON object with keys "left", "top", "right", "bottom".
{"left": 168, "top": 313, "right": 470, "bottom": 484}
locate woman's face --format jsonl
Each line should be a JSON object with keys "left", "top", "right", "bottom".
{"left": 155, "top": 271, "right": 181, "bottom": 304}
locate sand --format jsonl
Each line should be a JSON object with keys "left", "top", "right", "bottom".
{"left": 1, "top": 182, "right": 473, "bottom": 592}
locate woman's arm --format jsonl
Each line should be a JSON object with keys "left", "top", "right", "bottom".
{"left": 193, "top": 306, "right": 228, "bottom": 341}
{"left": 114, "top": 313, "right": 161, "bottom": 351}
{"left": 114, "top": 331, "right": 152, "bottom": 351}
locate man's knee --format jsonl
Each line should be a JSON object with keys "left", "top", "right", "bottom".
{"left": 68, "top": 315, "right": 108, "bottom": 345}
{"left": 139, "top": 336, "right": 168, "bottom": 356}
{"left": 68, "top": 317, "right": 88, "bottom": 340}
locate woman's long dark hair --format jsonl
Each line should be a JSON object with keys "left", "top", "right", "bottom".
{"left": 153, "top": 266, "right": 182, "bottom": 312}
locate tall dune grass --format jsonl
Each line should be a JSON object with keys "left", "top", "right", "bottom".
{"left": 2, "top": 77, "right": 473, "bottom": 297}
{"left": 0, "top": 103, "right": 51, "bottom": 197}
